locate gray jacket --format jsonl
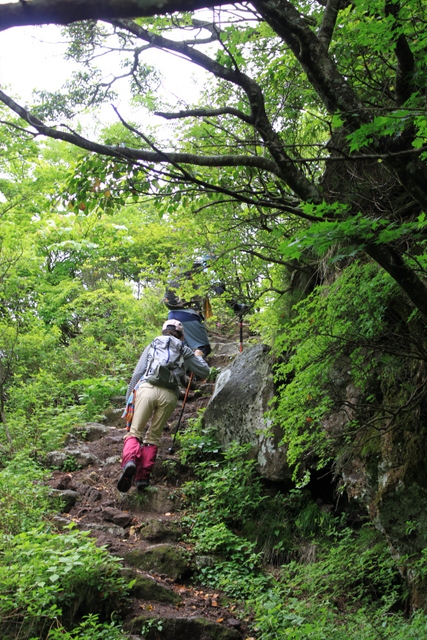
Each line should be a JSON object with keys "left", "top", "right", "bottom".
{"left": 126, "top": 338, "right": 210, "bottom": 401}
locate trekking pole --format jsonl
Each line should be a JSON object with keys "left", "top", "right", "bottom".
{"left": 239, "top": 314, "right": 243, "bottom": 352}
{"left": 168, "top": 372, "right": 194, "bottom": 454}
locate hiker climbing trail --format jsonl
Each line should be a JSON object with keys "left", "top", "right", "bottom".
{"left": 46, "top": 333, "right": 250, "bottom": 639}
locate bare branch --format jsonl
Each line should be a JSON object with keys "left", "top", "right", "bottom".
{"left": 155, "top": 107, "right": 254, "bottom": 125}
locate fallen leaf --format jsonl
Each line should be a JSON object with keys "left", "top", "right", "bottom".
{"left": 216, "top": 618, "right": 224, "bottom": 623}
{"left": 212, "top": 600, "right": 218, "bottom": 607}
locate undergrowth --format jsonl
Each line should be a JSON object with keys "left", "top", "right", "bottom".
{"left": 0, "top": 527, "right": 131, "bottom": 640}
{"left": 177, "top": 411, "right": 427, "bottom": 639}
{"left": 0, "top": 453, "right": 130, "bottom": 640}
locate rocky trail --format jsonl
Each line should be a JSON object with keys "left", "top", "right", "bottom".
{"left": 46, "top": 330, "right": 254, "bottom": 640}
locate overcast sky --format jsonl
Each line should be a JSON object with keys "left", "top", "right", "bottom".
{"left": 0, "top": 24, "right": 72, "bottom": 99}
{"left": 0, "top": 20, "right": 205, "bottom": 122}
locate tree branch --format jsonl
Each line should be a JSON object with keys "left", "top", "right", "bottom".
{"left": 0, "top": 89, "right": 281, "bottom": 174}
{"left": 111, "top": 17, "right": 322, "bottom": 203}
{"left": 0, "top": 0, "right": 225, "bottom": 32}
{"left": 385, "top": 0, "right": 415, "bottom": 106}
{"left": 155, "top": 107, "right": 254, "bottom": 125}
{"left": 318, "top": 0, "right": 342, "bottom": 51}
{"left": 364, "top": 242, "right": 427, "bottom": 322}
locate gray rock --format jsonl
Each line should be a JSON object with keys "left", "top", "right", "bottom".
{"left": 210, "top": 341, "right": 241, "bottom": 358}
{"left": 46, "top": 451, "right": 69, "bottom": 468}
{"left": 137, "top": 518, "right": 180, "bottom": 543}
{"left": 122, "top": 486, "right": 182, "bottom": 515}
{"left": 103, "top": 407, "right": 126, "bottom": 427}
{"left": 203, "top": 343, "right": 291, "bottom": 481}
{"left": 64, "top": 448, "right": 100, "bottom": 468}
{"left": 80, "top": 522, "right": 128, "bottom": 538}
{"left": 102, "top": 507, "right": 133, "bottom": 528}
{"left": 49, "top": 489, "right": 80, "bottom": 513}
{"left": 45, "top": 447, "right": 100, "bottom": 470}
{"left": 72, "top": 423, "right": 116, "bottom": 441}
{"left": 50, "top": 514, "right": 74, "bottom": 529}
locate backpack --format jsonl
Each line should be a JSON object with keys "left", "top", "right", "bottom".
{"left": 144, "top": 335, "right": 185, "bottom": 390}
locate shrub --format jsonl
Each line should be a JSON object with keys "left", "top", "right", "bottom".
{"left": 0, "top": 528, "right": 130, "bottom": 639}
{"left": 0, "top": 454, "right": 52, "bottom": 535}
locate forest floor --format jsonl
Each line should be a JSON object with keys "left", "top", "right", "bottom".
{"left": 46, "top": 326, "right": 254, "bottom": 640}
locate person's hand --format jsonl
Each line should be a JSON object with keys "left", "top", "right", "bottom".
{"left": 194, "top": 349, "right": 204, "bottom": 357}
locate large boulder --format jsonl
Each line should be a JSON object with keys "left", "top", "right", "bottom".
{"left": 203, "top": 343, "right": 291, "bottom": 481}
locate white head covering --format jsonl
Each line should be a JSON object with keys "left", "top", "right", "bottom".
{"left": 162, "top": 319, "right": 185, "bottom": 336}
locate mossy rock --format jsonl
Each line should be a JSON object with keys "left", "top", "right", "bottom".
{"left": 122, "top": 485, "right": 182, "bottom": 514}
{"left": 122, "top": 570, "right": 181, "bottom": 604}
{"left": 126, "top": 615, "right": 241, "bottom": 639}
{"left": 125, "top": 543, "right": 191, "bottom": 580}
{"left": 138, "top": 518, "right": 181, "bottom": 543}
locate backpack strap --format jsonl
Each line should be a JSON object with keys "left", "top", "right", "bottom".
{"left": 143, "top": 339, "right": 157, "bottom": 378}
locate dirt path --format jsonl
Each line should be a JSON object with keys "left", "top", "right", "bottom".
{"left": 47, "top": 332, "right": 253, "bottom": 639}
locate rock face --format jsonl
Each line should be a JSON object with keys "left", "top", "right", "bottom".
{"left": 203, "top": 343, "right": 291, "bottom": 481}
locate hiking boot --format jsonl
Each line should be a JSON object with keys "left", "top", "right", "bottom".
{"left": 117, "top": 460, "right": 136, "bottom": 492}
{"left": 136, "top": 479, "right": 150, "bottom": 492}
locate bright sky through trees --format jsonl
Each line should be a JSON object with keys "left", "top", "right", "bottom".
{"left": 0, "top": 24, "right": 69, "bottom": 98}
{"left": 0, "top": 16, "right": 205, "bottom": 124}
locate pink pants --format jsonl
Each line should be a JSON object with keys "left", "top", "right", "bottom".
{"left": 121, "top": 436, "right": 158, "bottom": 481}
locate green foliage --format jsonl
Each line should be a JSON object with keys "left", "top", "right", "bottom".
{"left": 195, "top": 522, "right": 259, "bottom": 564}
{"left": 176, "top": 419, "right": 419, "bottom": 639}
{"left": 73, "top": 374, "right": 126, "bottom": 419}
{"left": 182, "top": 441, "right": 265, "bottom": 530}
{"left": 0, "top": 454, "right": 52, "bottom": 536}
{"left": 272, "top": 260, "right": 400, "bottom": 478}
{"left": 176, "top": 410, "right": 221, "bottom": 465}
{"left": 140, "top": 619, "right": 164, "bottom": 636}
{"left": 247, "top": 526, "right": 406, "bottom": 640}
{"left": 46, "top": 614, "right": 128, "bottom": 640}
{"left": 277, "top": 211, "right": 427, "bottom": 263}
{"left": 0, "top": 528, "right": 130, "bottom": 639}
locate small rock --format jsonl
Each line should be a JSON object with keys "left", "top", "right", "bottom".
{"left": 80, "top": 522, "right": 128, "bottom": 538}
{"left": 227, "top": 618, "right": 241, "bottom": 627}
{"left": 73, "top": 423, "right": 114, "bottom": 441}
{"left": 102, "top": 507, "right": 133, "bottom": 528}
{"left": 49, "top": 489, "right": 80, "bottom": 513}
{"left": 138, "top": 518, "right": 180, "bottom": 543}
{"left": 50, "top": 515, "right": 74, "bottom": 530}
